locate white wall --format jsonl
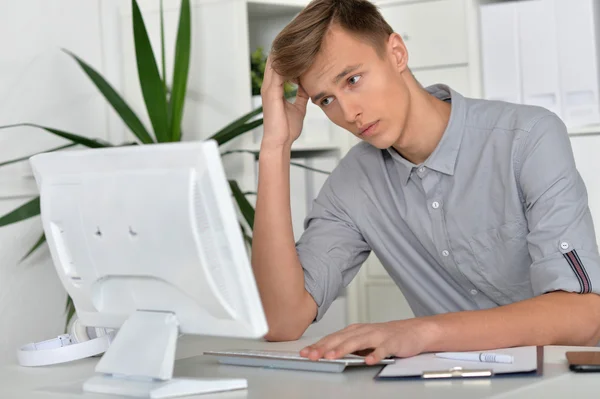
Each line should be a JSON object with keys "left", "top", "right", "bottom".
{"left": 0, "top": 0, "right": 255, "bottom": 364}
{"left": 0, "top": 0, "right": 123, "bottom": 364}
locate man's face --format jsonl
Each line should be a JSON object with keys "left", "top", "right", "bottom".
{"left": 300, "top": 25, "right": 411, "bottom": 149}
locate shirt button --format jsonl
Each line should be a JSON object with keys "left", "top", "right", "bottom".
{"left": 418, "top": 167, "right": 425, "bottom": 173}
{"left": 560, "top": 242, "right": 570, "bottom": 250}
{"left": 442, "top": 250, "right": 450, "bottom": 257}
{"left": 470, "top": 289, "right": 478, "bottom": 295}
{"left": 432, "top": 201, "right": 440, "bottom": 209}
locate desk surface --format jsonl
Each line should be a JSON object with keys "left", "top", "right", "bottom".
{"left": 2, "top": 335, "right": 599, "bottom": 399}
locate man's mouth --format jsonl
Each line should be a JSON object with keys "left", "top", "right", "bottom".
{"left": 359, "top": 121, "right": 379, "bottom": 136}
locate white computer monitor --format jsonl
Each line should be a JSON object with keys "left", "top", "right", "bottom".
{"left": 30, "top": 140, "right": 268, "bottom": 398}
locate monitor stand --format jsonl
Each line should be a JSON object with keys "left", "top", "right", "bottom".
{"left": 83, "top": 310, "right": 247, "bottom": 398}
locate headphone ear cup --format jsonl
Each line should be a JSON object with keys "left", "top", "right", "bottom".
{"left": 94, "top": 327, "right": 113, "bottom": 338}
{"left": 88, "top": 327, "right": 112, "bottom": 339}
{"left": 69, "top": 318, "right": 91, "bottom": 344}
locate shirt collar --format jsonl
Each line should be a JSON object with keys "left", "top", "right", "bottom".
{"left": 387, "top": 84, "right": 467, "bottom": 185}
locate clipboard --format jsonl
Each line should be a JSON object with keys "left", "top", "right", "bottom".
{"left": 374, "top": 346, "right": 544, "bottom": 380}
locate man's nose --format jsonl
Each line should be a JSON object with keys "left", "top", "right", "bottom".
{"left": 339, "top": 99, "right": 361, "bottom": 125}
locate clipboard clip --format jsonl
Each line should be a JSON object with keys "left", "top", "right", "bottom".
{"left": 422, "top": 366, "right": 494, "bottom": 379}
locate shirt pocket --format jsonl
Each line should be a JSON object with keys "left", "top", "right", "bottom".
{"left": 467, "top": 220, "right": 534, "bottom": 304}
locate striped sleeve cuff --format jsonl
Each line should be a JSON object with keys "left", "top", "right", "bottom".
{"left": 531, "top": 248, "right": 600, "bottom": 296}
{"left": 562, "top": 250, "right": 593, "bottom": 294}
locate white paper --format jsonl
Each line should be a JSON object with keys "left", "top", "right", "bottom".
{"left": 378, "top": 346, "right": 538, "bottom": 378}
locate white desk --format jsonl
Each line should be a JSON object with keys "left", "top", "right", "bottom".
{"left": 1, "top": 336, "right": 599, "bottom": 398}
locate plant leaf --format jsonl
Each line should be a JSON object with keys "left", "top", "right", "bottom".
{"left": 229, "top": 180, "right": 254, "bottom": 228}
{"left": 211, "top": 118, "right": 263, "bottom": 146}
{"left": 20, "top": 233, "right": 46, "bottom": 263}
{"left": 209, "top": 90, "right": 294, "bottom": 145}
{"left": 290, "top": 162, "right": 331, "bottom": 175}
{"left": 65, "top": 296, "right": 76, "bottom": 332}
{"left": 160, "top": 0, "right": 167, "bottom": 95}
{"left": 132, "top": 0, "right": 170, "bottom": 142}
{"left": 62, "top": 49, "right": 154, "bottom": 144}
{"left": 210, "top": 106, "right": 263, "bottom": 144}
{"left": 221, "top": 150, "right": 331, "bottom": 175}
{"left": 0, "top": 143, "right": 78, "bottom": 168}
{"left": 169, "top": 0, "right": 191, "bottom": 142}
{"left": 239, "top": 222, "right": 253, "bottom": 246}
{"left": 220, "top": 149, "right": 259, "bottom": 158}
{"left": 0, "top": 197, "right": 40, "bottom": 228}
{"left": 0, "top": 123, "right": 111, "bottom": 149}
{"left": 285, "top": 89, "right": 298, "bottom": 99}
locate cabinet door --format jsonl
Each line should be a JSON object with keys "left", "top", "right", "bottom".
{"left": 412, "top": 66, "right": 471, "bottom": 97}
{"left": 366, "top": 252, "right": 389, "bottom": 279}
{"left": 363, "top": 254, "right": 414, "bottom": 323}
{"left": 366, "top": 281, "right": 414, "bottom": 323}
{"left": 517, "top": 0, "right": 561, "bottom": 117}
{"left": 378, "top": 0, "right": 468, "bottom": 69}
{"left": 554, "top": 0, "right": 600, "bottom": 127}
{"left": 570, "top": 135, "right": 600, "bottom": 248}
{"left": 479, "top": 2, "right": 521, "bottom": 104}
{"left": 304, "top": 297, "right": 348, "bottom": 337}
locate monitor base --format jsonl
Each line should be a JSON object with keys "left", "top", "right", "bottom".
{"left": 84, "top": 375, "right": 247, "bottom": 398}
{"left": 82, "top": 311, "right": 247, "bottom": 398}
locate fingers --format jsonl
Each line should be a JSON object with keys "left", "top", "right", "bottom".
{"left": 261, "top": 56, "right": 285, "bottom": 101}
{"left": 300, "top": 324, "right": 382, "bottom": 361}
{"left": 324, "top": 332, "right": 376, "bottom": 360}
{"left": 301, "top": 334, "right": 348, "bottom": 361}
{"left": 293, "top": 84, "right": 309, "bottom": 114}
{"left": 352, "top": 348, "right": 376, "bottom": 357}
{"left": 298, "top": 320, "right": 425, "bottom": 363}
{"left": 365, "top": 345, "right": 391, "bottom": 365}
{"left": 299, "top": 329, "right": 394, "bottom": 364}
{"left": 261, "top": 56, "right": 273, "bottom": 90}
{"left": 300, "top": 324, "right": 363, "bottom": 359}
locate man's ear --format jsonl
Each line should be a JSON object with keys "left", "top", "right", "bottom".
{"left": 387, "top": 32, "right": 409, "bottom": 72}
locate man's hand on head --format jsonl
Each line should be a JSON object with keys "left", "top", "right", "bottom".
{"left": 260, "top": 56, "right": 309, "bottom": 150}
{"left": 299, "top": 319, "right": 438, "bottom": 364}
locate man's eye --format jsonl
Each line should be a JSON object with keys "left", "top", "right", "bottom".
{"left": 349, "top": 75, "right": 361, "bottom": 85}
{"left": 321, "top": 97, "right": 333, "bottom": 106}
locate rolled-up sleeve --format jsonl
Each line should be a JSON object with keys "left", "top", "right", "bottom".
{"left": 518, "top": 113, "right": 600, "bottom": 296}
{"left": 296, "top": 162, "right": 371, "bottom": 322}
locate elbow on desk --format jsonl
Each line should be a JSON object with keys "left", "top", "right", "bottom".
{"left": 261, "top": 291, "right": 317, "bottom": 342}
{"left": 262, "top": 315, "right": 310, "bottom": 342}
{"left": 263, "top": 321, "right": 307, "bottom": 342}
{"left": 263, "top": 330, "right": 304, "bottom": 342}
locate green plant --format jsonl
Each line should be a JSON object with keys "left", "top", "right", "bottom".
{"left": 250, "top": 46, "right": 295, "bottom": 97}
{"left": 0, "top": 0, "right": 264, "bottom": 327}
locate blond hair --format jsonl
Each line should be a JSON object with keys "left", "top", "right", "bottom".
{"left": 270, "top": 0, "right": 394, "bottom": 83}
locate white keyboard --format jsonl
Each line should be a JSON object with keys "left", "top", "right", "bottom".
{"left": 203, "top": 349, "right": 395, "bottom": 373}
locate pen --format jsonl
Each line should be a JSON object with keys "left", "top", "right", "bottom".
{"left": 435, "top": 352, "right": 514, "bottom": 364}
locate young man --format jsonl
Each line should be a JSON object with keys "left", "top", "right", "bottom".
{"left": 251, "top": 0, "right": 600, "bottom": 364}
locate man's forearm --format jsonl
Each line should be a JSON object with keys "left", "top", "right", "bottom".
{"left": 422, "top": 292, "right": 600, "bottom": 351}
{"left": 252, "top": 145, "right": 316, "bottom": 340}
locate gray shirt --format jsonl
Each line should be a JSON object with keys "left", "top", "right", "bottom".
{"left": 297, "top": 84, "right": 600, "bottom": 321}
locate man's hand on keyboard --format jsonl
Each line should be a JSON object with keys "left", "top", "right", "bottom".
{"left": 299, "top": 319, "right": 436, "bottom": 365}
